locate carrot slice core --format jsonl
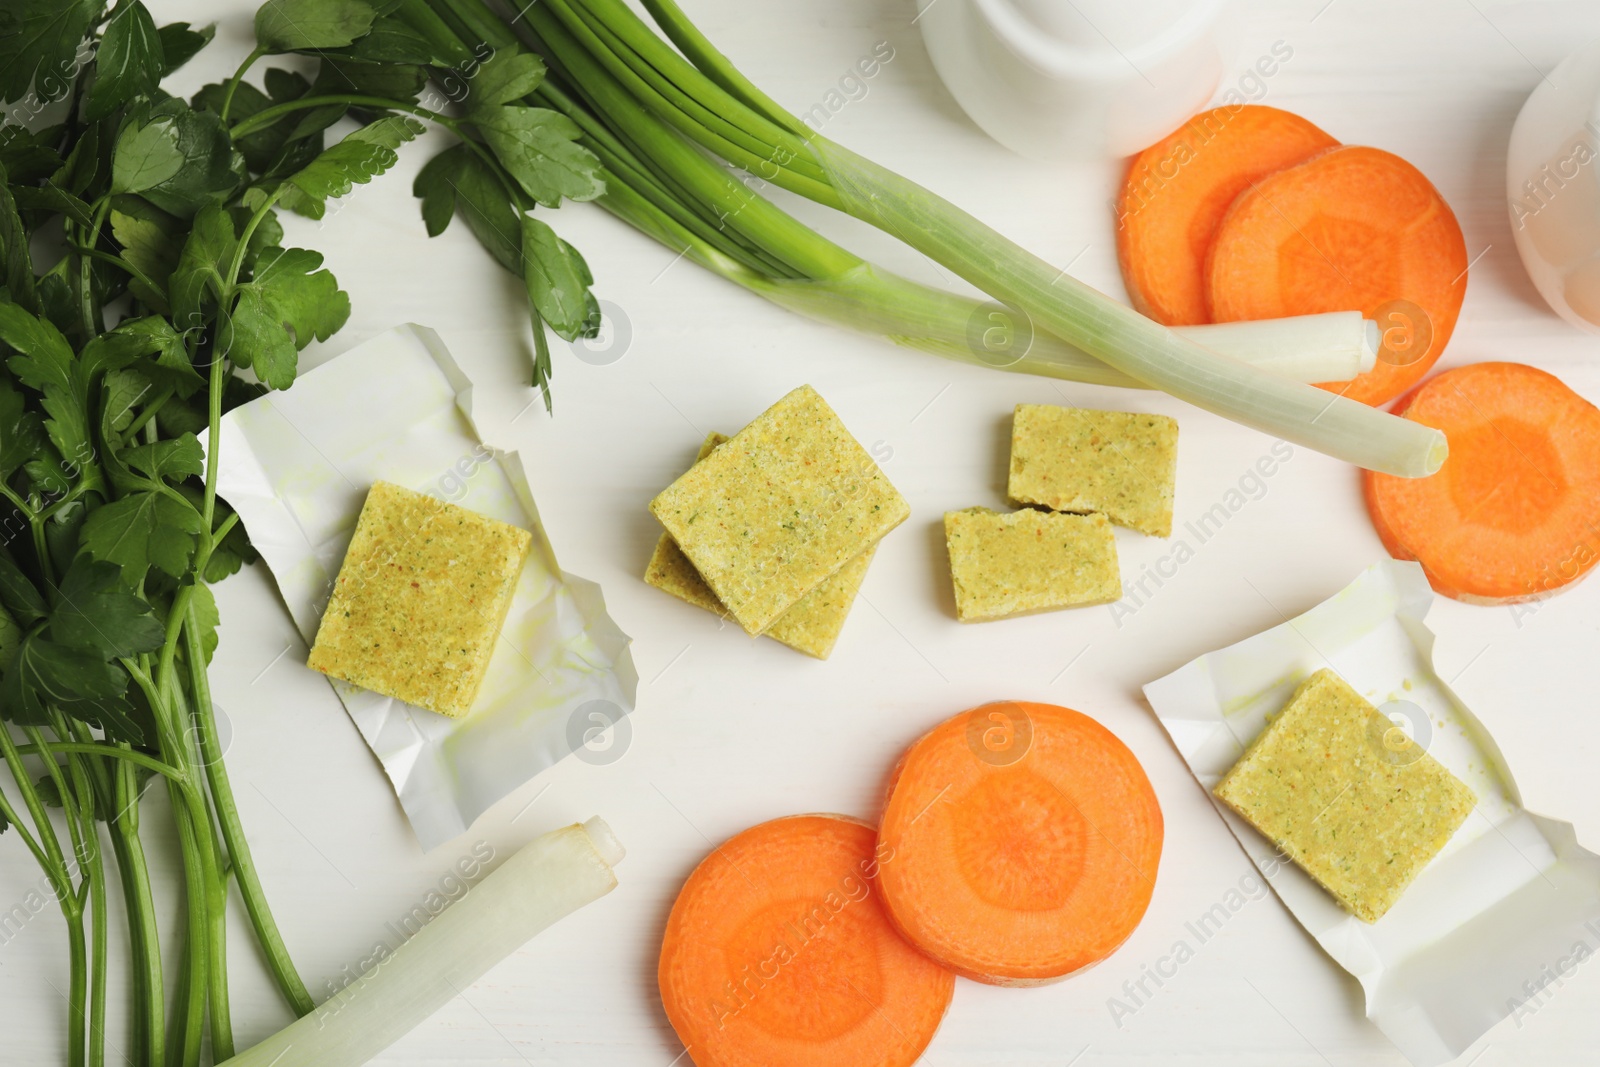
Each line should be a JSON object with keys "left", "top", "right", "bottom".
{"left": 1116, "top": 105, "right": 1340, "bottom": 326}
{"left": 1364, "top": 362, "right": 1600, "bottom": 603}
{"left": 877, "top": 702, "right": 1163, "bottom": 986}
{"left": 658, "top": 814, "right": 954, "bottom": 1067}
{"left": 1204, "top": 144, "right": 1468, "bottom": 406}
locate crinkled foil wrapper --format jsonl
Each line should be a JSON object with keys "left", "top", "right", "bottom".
{"left": 1145, "top": 561, "right": 1600, "bottom": 1066}
{"left": 215, "top": 324, "right": 637, "bottom": 850}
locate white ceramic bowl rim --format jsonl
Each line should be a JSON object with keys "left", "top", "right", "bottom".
{"left": 970, "top": 0, "right": 1229, "bottom": 80}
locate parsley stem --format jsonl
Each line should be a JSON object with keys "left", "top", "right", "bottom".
{"left": 36, "top": 483, "right": 90, "bottom": 526}
{"left": 112, "top": 754, "right": 165, "bottom": 1067}
{"left": 201, "top": 340, "right": 226, "bottom": 534}
{"left": 182, "top": 319, "right": 310, "bottom": 1016}
{"left": 139, "top": 625, "right": 222, "bottom": 1067}
{"left": 0, "top": 783, "right": 51, "bottom": 869}
{"left": 70, "top": 244, "right": 161, "bottom": 294}
{"left": 14, "top": 742, "right": 184, "bottom": 780}
{"left": 30, "top": 721, "right": 107, "bottom": 1067}
{"left": 0, "top": 480, "right": 33, "bottom": 517}
{"left": 64, "top": 749, "right": 108, "bottom": 1067}
{"left": 23, "top": 725, "right": 86, "bottom": 881}
{"left": 65, "top": 903, "right": 88, "bottom": 1067}
{"left": 3, "top": 726, "right": 77, "bottom": 904}
{"left": 183, "top": 601, "right": 315, "bottom": 1015}
{"left": 56, "top": 716, "right": 167, "bottom": 1067}
{"left": 119, "top": 385, "right": 175, "bottom": 443}
{"left": 227, "top": 94, "right": 460, "bottom": 141}
{"left": 211, "top": 511, "right": 240, "bottom": 547}
{"left": 219, "top": 47, "right": 267, "bottom": 125}
{"left": 75, "top": 197, "right": 112, "bottom": 339}
{"left": 225, "top": 186, "right": 285, "bottom": 296}
{"left": 0, "top": 482, "right": 55, "bottom": 586}
{"left": 0, "top": 726, "right": 84, "bottom": 1067}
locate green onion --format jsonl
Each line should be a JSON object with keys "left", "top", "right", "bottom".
{"left": 420, "top": 0, "right": 1445, "bottom": 477}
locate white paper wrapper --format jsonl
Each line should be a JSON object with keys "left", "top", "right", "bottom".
{"left": 213, "top": 324, "right": 638, "bottom": 850}
{"left": 1143, "top": 561, "right": 1600, "bottom": 1067}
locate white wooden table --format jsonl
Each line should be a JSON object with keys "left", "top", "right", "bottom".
{"left": 6, "top": 0, "right": 1600, "bottom": 1063}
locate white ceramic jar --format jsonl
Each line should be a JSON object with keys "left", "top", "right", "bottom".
{"left": 1507, "top": 37, "right": 1600, "bottom": 333}
{"left": 918, "top": 0, "right": 1231, "bottom": 160}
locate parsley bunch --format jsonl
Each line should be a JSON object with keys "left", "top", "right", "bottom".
{"left": 215, "top": 0, "right": 609, "bottom": 404}
{"left": 0, "top": 3, "right": 459, "bottom": 1064}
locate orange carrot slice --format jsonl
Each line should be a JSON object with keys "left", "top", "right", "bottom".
{"left": 876, "top": 702, "right": 1162, "bottom": 986}
{"left": 1116, "top": 105, "right": 1339, "bottom": 327}
{"left": 1205, "top": 144, "right": 1469, "bottom": 406}
{"left": 1364, "top": 362, "right": 1600, "bottom": 603}
{"left": 658, "top": 814, "right": 954, "bottom": 1067}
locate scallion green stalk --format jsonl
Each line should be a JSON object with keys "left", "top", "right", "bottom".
{"left": 484, "top": 0, "right": 1446, "bottom": 477}
{"left": 408, "top": 0, "right": 1380, "bottom": 396}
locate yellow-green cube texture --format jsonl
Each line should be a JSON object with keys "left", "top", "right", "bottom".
{"left": 308, "top": 481, "right": 532, "bottom": 718}
{"left": 943, "top": 507, "right": 1121, "bottom": 622}
{"left": 1214, "top": 668, "right": 1477, "bottom": 923}
{"left": 649, "top": 385, "right": 908, "bottom": 635}
{"left": 645, "top": 433, "right": 874, "bottom": 659}
{"left": 1008, "top": 404, "right": 1178, "bottom": 537}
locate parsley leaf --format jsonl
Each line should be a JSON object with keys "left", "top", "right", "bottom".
{"left": 309, "top": 56, "right": 426, "bottom": 103}
{"left": 50, "top": 558, "right": 165, "bottom": 658}
{"left": 0, "top": 302, "right": 75, "bottom": 374}
{"left": 469, "top": 51, "right": 547, "bottom": 110}
{"left": 0, "top": 631, "right": 132, "bottom": 732}
{"left": 329, "top": 16, "right": 438, "bottom": 65}
{"left": 0, "top": 600, "right": 20, "bottom": 665}
{"left": 0, "top": 128, "right": 65, "bottom": 186}
{"left": 255, "top": 0, "right": 377, "bottom": 55}
{"left": 110, "top": 199, "right": 183, "bottom": 311}
{"left": 103, "top": 368, "right": 154, "bottom": 433}
{"left": 477, "top": 106, "right": 605, "bottom": 209}
{"left": 0, "top": 305, "right": 94, "bottom": 477}
{"left": 218, "top": 285, "right": 298, "bottom": 389}
{"left": 0, "top": 551, "right": 47, "bottom": 626}
{"left": 252, "top": 246, "right": 350, "bottom": 349}
{"left": 12, "top": 184, "right": 96, "bottom": 228}
{"left": 113, "top": 100, "right": 241, "bottom": 219}
{"left": 0, "top": 0, "right": 103, "bottom": 105}
{"left": 0, "top": 162, "right": 40, "bottom": 316}
{"left": 446, "top": 147, "right": 524, "bottom": 276}
{"left": 121, "top": 432, "right": 203, "bottom": 480}
{"left": 81, "top": 329, "right": 154, "bottom": 382}
{"left": 158, "top": 21, "right": 214, "bottom": 76}
{"left": 520, "top": 215, "right": 599, "bottom": 343}
{"left": 85, "top": 0, "right": 164, "bottom": 121}
{"left": 110, "top": 315, "right": 204, "bottom": 397}
{"left": 111, "top": 109, "right": 186, "bottom": 194}
{"left": 0, "top": 377, "right": 46, "bottom": 477}
{"left": 168, "top": 203, "right": 236, "bottom": 336}
{"left": 412, "top": 145, "right": 459, "bottom": 237}
{"left": 81, "top": 489, "right": 204, "bottom": 585}
{"left": 53, "top": 122, "right": 104, "bottom": 198}
{"left": 189, "top": 581, "right": 220, "bottom": 664}
{"left": 278, "top": 115, "right": 425, "bottom": 220}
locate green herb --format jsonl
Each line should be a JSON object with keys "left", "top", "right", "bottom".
{"left": 0, "top": 6, "right": 449, "bottom": 1065}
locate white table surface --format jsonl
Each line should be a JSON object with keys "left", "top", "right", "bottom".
{"left": 6, "top": 0, "right": 1600, "bottom": 1064}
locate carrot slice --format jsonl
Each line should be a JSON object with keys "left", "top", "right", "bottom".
{"left": 1116, "top": 105, "right": 1339, "bottom": 326}
{"left": 1205, "top": 144, "right": 1468, "bottom": 406}
{"left": 658, "top": 814, "right": 954, "bottom": 1067}
{"left": 1364, "top": 362, "right": 1600, "bottom": 603}
{"left": 876, "top": 702, "right": 1162, "bottom": 986}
